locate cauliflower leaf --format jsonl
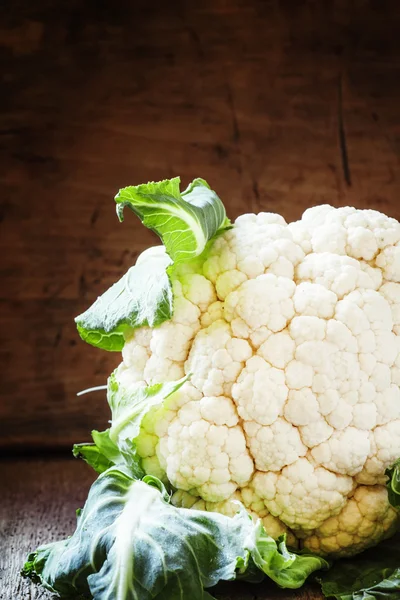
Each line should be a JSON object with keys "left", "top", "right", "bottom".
{"left": 75, "top": 246, "right": 173, "bottom": 352}
{"left": 21, "top": 467, "right": 255, "bottom": 599}
{"left": 386, "top": 459, "right": 400, "bottom": 509}
{"left": 107, "top": 371, "right": 188, "bottom": 444}
{"left": 318, "top": 536, "right": 400, "bottom": 599}
{"left": 73, "top": 374, "right": 189, "bottom": 480}
{"left": 23, "top": 468, "right": 327, "bottom": 599}
{"left": 252, "top": 523, "right": 330, "bottom": 589}
{"left": 73, "top": 429, "right": 120, "bottom": 474}
{"left": 115, "top": 177, "right": 231, "bottom": 263}
{"left": 76, "top": 177, "right": 229, "bottom": 351}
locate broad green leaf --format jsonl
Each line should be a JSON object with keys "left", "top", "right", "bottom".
{"left": 76, "top": 177, "right": 229, "bottom": 352}
{"left": 75, "top": 247, "right": 173, "bottom": 351}
{"left": 318, "top": 536, "right": 400, "bottom": 599}
{"left": 22, "top": 467, "right": 256, "bottom": 600}
{"left": 23, "top": 466, "right": 328, "bottom": 599}
{"left": 251, "top": 524, "right": 330, "bottom": 589}
{"left": 386, "top": 458, "right": 400, "bottom": 508}
{"left": 115, "top": 177, "right": 231, "bottom": 264}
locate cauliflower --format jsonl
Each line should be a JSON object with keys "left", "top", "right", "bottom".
{"left": 116, "top": 203, "right": 400, "bottom": 558}
{"left": 26, "top": 179, "right": 400, "bottom": 600}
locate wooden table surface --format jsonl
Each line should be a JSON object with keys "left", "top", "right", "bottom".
{"left": 1, "top": 0, "right": 400, "bottom": 598}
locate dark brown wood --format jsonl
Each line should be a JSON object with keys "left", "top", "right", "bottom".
{"left": 1, "top": 1, "right": 400, "bottom": 451}
{"left": 0, "top": 457, "right": 322, "bottom": 599}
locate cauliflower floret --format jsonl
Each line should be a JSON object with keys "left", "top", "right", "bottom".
{"left": 258, "top": 331, "right": 295, "bottom": 368}
{"left": 224, "top": 274, "right": 296, "bottom": 344}
{"left": 121, "top": 328, "right": 152, "bottom": 383}
{"left": 299, "top": 418, "right": 334, "bottom": 447}
{"left": 293, "top": 282, "right": 338, "bottom": 319}
{"left": 171, "top": 488, "right": 242, "bottom": 516}
{"left": 311, "top": 428, "right": 370, "bottom": 476}
{"left": 243, "top": 418, "right": 307, "bottom": 471}
{"left": 357, "top": 420, "right": 400, "bottom": 484}
{"left": 284, "top": 388, "right": 321, "bottom": 426}
{"left": 380, "top": 282, "right": 400, "bottom": 335}
{"left": 203, "top": 213, "right": 304, "bottom": 300}
{"left": 200, "top": 300, "right": 225, "bottom": 327}
{"left": 152, "top": 392, "right": 254, "bottom": 502}
{"left": 250, "top": 458, "right": 354, "bottom": 532}
{"left": 231, "top": 356, "right": 288, "bottom": 425}
{"left": 376, "top": 243, "right": 400, "bottom": 282}
{"left": 116, "top": 203, "right": 400, "bottom": 557}
{"left": 121, "top": 281, "right": 202, "bottom": 384}
{"left": 179, "top": 273, "right": 217, "bottom": 312}
{"left": 303, "top": 486, "right": 399, "bottom": 557}
{"left": 296, "top": 253, "right": 380, "bottom": 298}
{"left": 185, "top": 320, "right": 252, "bottom": 397}
{"left": 302, "top": 204, "right": 400, "bottom": 261}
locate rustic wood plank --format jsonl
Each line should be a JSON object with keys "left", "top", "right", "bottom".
{"left": 0, "top": 457, "right": 322, "bottom": 599}
{"left": 1, "top": 0, "right": 400, "bottom": 448}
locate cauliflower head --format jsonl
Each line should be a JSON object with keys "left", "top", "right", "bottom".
{"left": 115, "top": 203, "right": 400, "bottom": 558}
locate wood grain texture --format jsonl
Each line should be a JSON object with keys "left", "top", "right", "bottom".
{"left": 1, "top": 0, "right": 400, "bottom": 449}
{"left": 0, "top": 457, "right": 322, "bottom": 600}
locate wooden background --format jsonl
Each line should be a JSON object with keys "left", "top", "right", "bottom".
{"left": 1, "top": 0, "right": 399, "bottom": 598}
{"left": 2, "top": 0, "right": 400, "bottom": 450}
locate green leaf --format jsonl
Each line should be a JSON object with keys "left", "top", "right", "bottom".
{"left": 73, "top": 374, "right": 188, "bottom": 481}
{"left": 23, "top": 467, "right": 257, "bottom": 599}
{"left": 74, "top": 428, "right": 145, "bottom": 480}
{"left": 75, "top": 247, "right": 173, "bottom": 351}
{"left": 76, "top": 177, "right": 229, "bottom": 352}
{"left": 318, "top": 536, "right": 400, "bottom": 599}
{"left": 73, "top": 429, "right": 123, "bottom": 474}
{"left": 72, "top": 443, "right": 112, "bottom": 474}
{"left": 108, "top": 371, "right": 188, "bottom": 445}
{"left": 386, "top": 458, "right": 400, "bottom": 508}
{"left": 105, "top": 372, "right": 189, "bottom": 484}
{"left": 251, "top": 524, "right": 330, "bottom": 589}
{"left": 115, "top": 177, "right": 231, "bottom": 264}
{"left": 117, "top": 437, "right": 146, "bottom": 480}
